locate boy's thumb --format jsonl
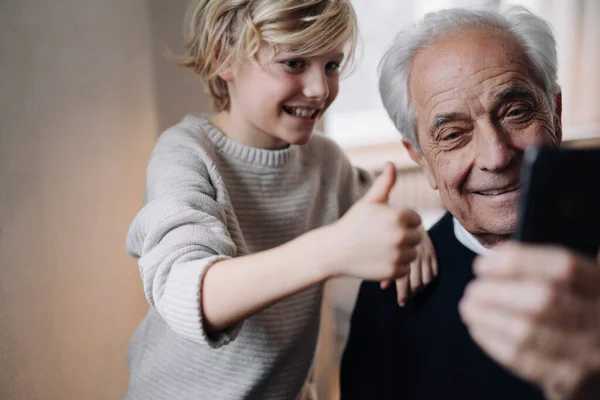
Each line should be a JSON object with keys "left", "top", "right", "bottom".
{"left": 362, "top": 162, "right": 397, "bottom": 204}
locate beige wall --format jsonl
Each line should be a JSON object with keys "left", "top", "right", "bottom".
{"left": 147, "top": 0, "right": 213, "bottom": 131}
{"left": 0, "top": 1, "right": 210, "bottom": 399}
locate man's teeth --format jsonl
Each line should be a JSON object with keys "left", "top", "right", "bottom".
{"left": 480, "top": 189, "right": 505, "bottom": 195}
{"left": 478, "top": 185, "right": 519, "bottom": 196}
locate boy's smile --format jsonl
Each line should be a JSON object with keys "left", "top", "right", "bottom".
{"left": 281, "top": 105, "right": 320, "bottom": 120}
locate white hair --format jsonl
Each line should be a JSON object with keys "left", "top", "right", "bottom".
{"left": 378, "top": 5, "right": 559, "bottom": 150}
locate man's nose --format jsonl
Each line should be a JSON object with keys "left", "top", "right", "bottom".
{"left": 302, "top": 69, "right": 329, "bottom": 101}
{"left": 474, "top": 122, "right": 516, "bottom": 172}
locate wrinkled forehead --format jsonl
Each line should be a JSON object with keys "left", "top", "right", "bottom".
{"left": 409, "top": 28, "right": 539, "bottom": 121}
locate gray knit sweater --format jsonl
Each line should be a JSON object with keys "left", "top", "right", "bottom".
{"left": 124, "top": 115, "right": 370, "bottom": 400}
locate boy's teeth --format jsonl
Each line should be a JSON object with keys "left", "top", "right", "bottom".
{"left": 285, "top": 106, "right": 318, "bottom": 119}
{"left": 293, "top": 108, "right": 311, "bottom": 118}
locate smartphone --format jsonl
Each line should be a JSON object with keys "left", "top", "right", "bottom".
{"left": 513, "top": 146, "right": 600, "bottom": 260}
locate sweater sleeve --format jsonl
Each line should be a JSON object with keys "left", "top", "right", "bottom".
{"left": 125, "top": 127, "right": 241, "bottom": 347}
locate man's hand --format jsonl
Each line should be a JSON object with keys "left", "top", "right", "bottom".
{"left": 459, "top": 243, "right": 600, "bottom": 400}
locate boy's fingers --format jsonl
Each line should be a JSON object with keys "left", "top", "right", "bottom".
{"left": 409, "top": 257, "right": 423, "bottom": 294}
{"left": 398, "top": 209, "right": 422, "bottom": 228}
{"left": 400, "top": 229, "right": 422, "bottom": 246}
{"left": 421, "top": 256, "right": 433, "bottom": 285}
{"left": 395, "top": 275, "right": 410, "bottom": 306}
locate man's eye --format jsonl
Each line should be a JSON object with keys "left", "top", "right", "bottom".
{"left": 443, "top": 132, "right": 462, "bottom": 141}
{"left": 283, "top": 59, "right": 305, "bottom": 69}
{"left": 506, "top": 107, "right": 531, "bottom": 118}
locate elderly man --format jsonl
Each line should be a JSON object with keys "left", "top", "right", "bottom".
{"left": 340, "top": 6, "right": 600, "bottom": 400}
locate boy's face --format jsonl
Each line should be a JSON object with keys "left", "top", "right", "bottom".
{"left": 219, "top": 42, "right": 344, "bottom": 149}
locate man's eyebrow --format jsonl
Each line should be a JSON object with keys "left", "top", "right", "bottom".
{"left": 494, "top": 85, "right": 537, "bottom": 103}
{"left": 427, "top": 87, "right": 537, "bottom": 136}
{"left": 429, "top": 112, "right": 467, "bottom": 137}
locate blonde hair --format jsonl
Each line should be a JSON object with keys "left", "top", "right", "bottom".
{"left": 176, "top": 0, "right": 358, "bottom": 111}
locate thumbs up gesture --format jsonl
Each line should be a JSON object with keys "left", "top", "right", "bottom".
{"left": 327, "top": 163, "right": 423, "bottom": 281}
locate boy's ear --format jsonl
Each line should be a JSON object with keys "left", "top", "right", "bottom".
{"left": 402, "top": 139, "right": 438, "bottom": 191}
{"left": 217, "top": 68, "right": 234, "bottom": 82}
{"left": 213, "top": 41, "right": 234, "bottom": 82}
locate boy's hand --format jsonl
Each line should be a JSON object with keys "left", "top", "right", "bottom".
{"left": 382, "top": 225, "right": 438, "bottom": 306}
{"left": 327, "top": 162, "right": 422, "bottom": 281}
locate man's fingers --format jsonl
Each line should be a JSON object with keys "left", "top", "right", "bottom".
{"left": 474, "top": 243, "right": 600, "bottom": 295}
{"left": 468, "top": 323, "right": 581, "bottom": 400}
{"left": 460, "top": 301, "right": 558, "bottom": 386}
{"left": 466, "top": 324, "right": 556, "bottom": 387}
{"left": 463, "top": 280, "right": 593, "bottom": 330}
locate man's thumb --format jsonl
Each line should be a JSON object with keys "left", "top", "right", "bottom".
{"left": 362, "top": 162, "right": 397, "bottom": 204}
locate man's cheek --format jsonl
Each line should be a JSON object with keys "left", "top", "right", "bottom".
{"left": 530, "top": 114, "right": 559, "bottom": 146}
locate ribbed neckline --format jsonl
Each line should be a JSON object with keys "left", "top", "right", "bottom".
{"left": 185, "top": 114, "right": 296, "bottom": 168}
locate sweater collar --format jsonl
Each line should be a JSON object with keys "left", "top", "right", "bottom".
{"left": 187, "top": 114, "right": 296, "bottom": 168}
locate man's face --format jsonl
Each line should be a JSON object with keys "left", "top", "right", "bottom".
{"left": 407, "top": 28, "right": 561, "bottom": 243}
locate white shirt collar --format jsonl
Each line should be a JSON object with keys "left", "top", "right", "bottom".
{"left": 453, "top": 217, "right": 492, "bottom": 256}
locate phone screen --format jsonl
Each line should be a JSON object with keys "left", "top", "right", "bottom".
{"left": 513, "top": 146, "right": 600, "bottom": 259}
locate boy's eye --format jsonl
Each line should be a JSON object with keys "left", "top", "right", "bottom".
{"left": 283, "top": 59, "right": 305, "bottom": 69}
{"left": 326, "top": 61, "right": 341, "bottom": 72}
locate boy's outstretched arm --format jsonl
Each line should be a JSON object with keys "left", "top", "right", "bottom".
{"left": 202, "top": 164, "right": 421, "bottom": 333}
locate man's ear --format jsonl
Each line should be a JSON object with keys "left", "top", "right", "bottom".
{"left": 402, "top": 139, "right": 438, "bottom": 190}
{"left": 553, "top": 91, "right": 563, "bottom": 145}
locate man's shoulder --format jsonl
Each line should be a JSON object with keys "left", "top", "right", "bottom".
{"left": 427, "top": 212, "right": 459, "bottom": 253}
{"left": 427, "top": 212, "right": 453, "bottom": 239}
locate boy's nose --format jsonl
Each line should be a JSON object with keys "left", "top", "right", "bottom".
{"left": 303, "top": 70, "right": 329, "bottom": 101}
